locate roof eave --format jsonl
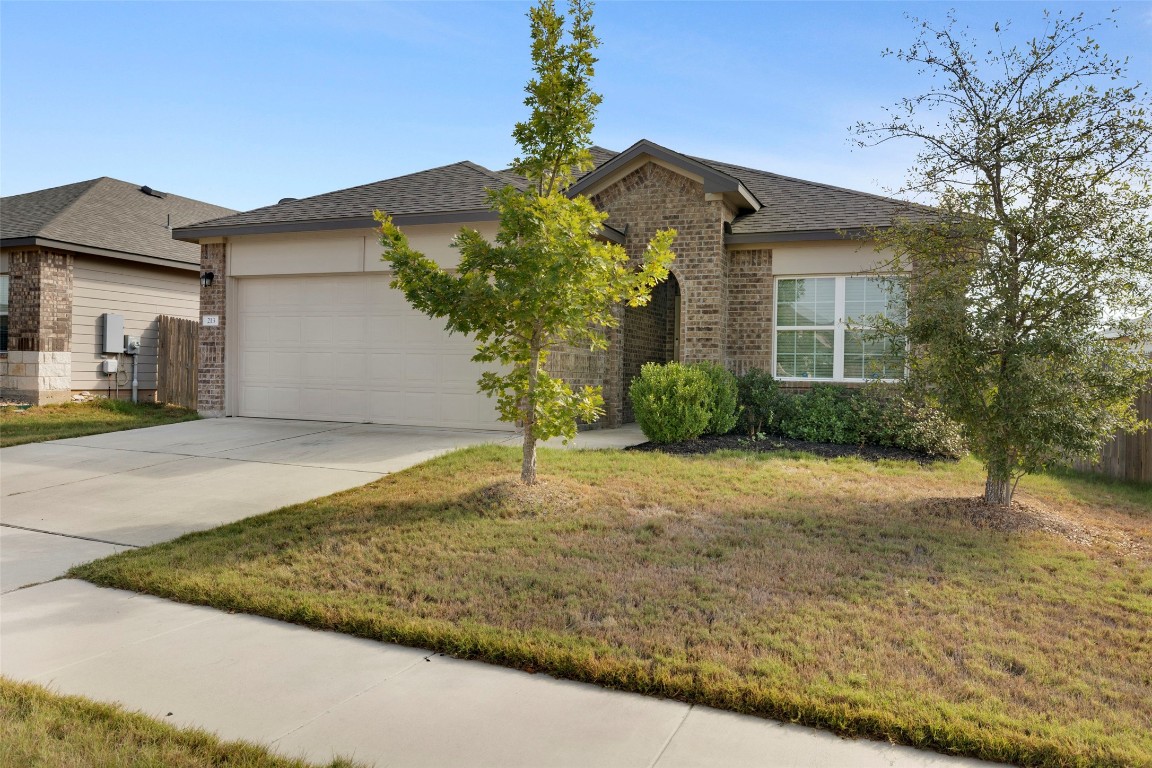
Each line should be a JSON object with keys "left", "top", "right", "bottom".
{"left": 725, "top": 227, "right": 884, "bottom": 244}
{"left": 1, "top": 236, "right": 198, "bottom": 271}
{"left": 173, "top": 209, "right": 501, "bottom": 243}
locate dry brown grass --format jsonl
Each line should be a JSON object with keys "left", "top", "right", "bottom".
{"left": 74, "top": 447, "right": 1152, "bottom": 767}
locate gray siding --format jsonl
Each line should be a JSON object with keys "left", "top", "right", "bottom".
{"left": 70, "top": 256, "right": 198, "bottom": 394}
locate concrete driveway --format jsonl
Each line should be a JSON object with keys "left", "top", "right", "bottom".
{"left": 0, "top": 418, "right": 521, "bottom": 592}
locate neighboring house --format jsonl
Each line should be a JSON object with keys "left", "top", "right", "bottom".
{"left": 0, "top": 178, "right": 236, "bottom": 404}
{"left": 174, "top": 139, "right": 917, "bottom": 430}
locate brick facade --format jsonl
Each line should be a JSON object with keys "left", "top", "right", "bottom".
{"left": 621, "top": 277, "right": 677, "bottom": 422}
{"left": 197, "top": 242, "right": 227, "bottom": 416}
{"left": 1, "top": 247, "right": 75, "bottom": 404}
{"left": 726, "top": 248, "right": 774, "bottom": 375}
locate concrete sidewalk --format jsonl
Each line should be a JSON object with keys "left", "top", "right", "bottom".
{"left": 1, "top": 579, "right": 997, "bottom": 768}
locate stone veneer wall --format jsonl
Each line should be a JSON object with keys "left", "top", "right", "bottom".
{"left": 1, "top": 248, "right": 74, "bottom": 404}
{"left": 197, "top": 242, "right": 227, "bottom": 416}
{"left": 590, "top": 163, "right": 728, "bottom": 424}
{"left": 726, "top": 248, "right": 774, "bottom": 375}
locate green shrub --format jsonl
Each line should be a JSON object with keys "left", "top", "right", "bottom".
{"left": 854, "top": 386, "right": 967, "bottom": 458}
{"left": 692, "top": 361, "right": 740, "bottom": 435}
{"left": 629, "top": 363, "right": 713, "bottom": 444}
{"left": 737, "top": 368, "right": 786, "bottom": 436}
{"left": 779, "top": 385, "right": 863, "bottom": 444}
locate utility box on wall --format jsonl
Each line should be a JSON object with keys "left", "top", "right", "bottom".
{"left": 102, "top": 313, "right": 125, "bottom": 354}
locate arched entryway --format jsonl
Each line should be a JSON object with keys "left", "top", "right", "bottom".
{"left": 621, "top": 271, "right": 681, "bottom": 422}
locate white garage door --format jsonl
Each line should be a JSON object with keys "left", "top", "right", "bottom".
{"left": 235, "top": 274, "right": 509, "bottom": 430}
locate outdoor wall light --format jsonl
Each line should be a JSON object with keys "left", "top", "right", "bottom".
{"left": 200, "top": 272, "right": 215, "bottom": 288}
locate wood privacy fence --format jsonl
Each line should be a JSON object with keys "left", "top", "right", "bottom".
{"left": 1072, "top": 386, "right": 1152, "bottom": 483}
{"left": 157, "top": 315, "right": 198, "bottom": 409}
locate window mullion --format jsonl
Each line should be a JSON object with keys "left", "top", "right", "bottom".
{"left": 833, "top": 277, "right": 845, "bottom": 380}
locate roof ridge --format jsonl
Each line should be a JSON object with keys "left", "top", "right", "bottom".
{"left": 30, "top": 177, "right": 106, "bottom": 233}
{"left": 459, "top": 160, "right": 517, "bottom": 187}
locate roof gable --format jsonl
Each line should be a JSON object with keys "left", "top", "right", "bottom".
{"left": 567, "top": 140, "right": 762, "bottom": 213}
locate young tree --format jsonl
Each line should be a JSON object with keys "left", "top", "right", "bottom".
{"left": 855, "top": 10, "right": 1152, "bottom": 506}
{"left": 377, "top": 0, "right": 675, "bottom": 485}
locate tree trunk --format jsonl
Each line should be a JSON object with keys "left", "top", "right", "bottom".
{"left": 521, "top": 428, "right": 538, "bottom": 485}
{"left": 984, "top": 470, "right": 1013, "bottom": 507}
{"left": 520, "top": 338, "right": 542, "bottom": 485}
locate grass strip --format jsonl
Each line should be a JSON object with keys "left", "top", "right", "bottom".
{"left": 0, "top": 677, "right": 361, "bottom": 767}
{"left": 0, "top": 400, "right": 199, "bottom": 448}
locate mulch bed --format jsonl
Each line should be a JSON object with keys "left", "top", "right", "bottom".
{"left": 626, "top": 432, "right": 953, "bottom": 465}
{"left": 918, "top": 496, "right": 1096, "bottom": 546}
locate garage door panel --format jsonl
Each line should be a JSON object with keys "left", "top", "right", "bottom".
{"left": 300, "top": 387, "right": 366, "bottom": 422}
{"left": 270, "top": 317, "right": 302, "bottom": 346}
{"left": 241, "top": 350, "right": 271, "bottom": 379}
{"left": 366, "top": 392, "right": 405, "bottom": 423}
{"left": 241, "top": 315, "right": 273, "bottom": 346}
{"left": 240, "top": 385, "right": 301, "bottom": 417}
{"left": 302, "top": 316, "right": 337, "bottom": 346}
{"left": 237, "top": 275, "right": 509, "bottom": 430}
{"left": 403, "top": 352, "right": 444, "bottom": 384}
{"left": 270, "top": 351, "right": 302, "bottom": 380}
{"left": 368, "top": 353, "right": 403, "bottom": 385}
{"left": 330, "top": 353, "right": 368, "bottom": 383}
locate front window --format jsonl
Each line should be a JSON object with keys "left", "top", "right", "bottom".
{"left": 774, "top": 275, "right": 905, "bottom": 381}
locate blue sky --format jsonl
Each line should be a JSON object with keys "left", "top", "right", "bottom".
{"left": 3, "top": 1, "right": 1150, "bottom": 212}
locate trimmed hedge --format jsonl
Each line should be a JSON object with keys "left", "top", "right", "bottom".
{"left": 629, "top": 363, "right": 714, "bottom": 444}
{"left": 694, "top": 361, "right": 740, "bottom": 435}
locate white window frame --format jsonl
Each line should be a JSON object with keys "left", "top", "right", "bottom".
{"left": 772, "top": 274, "right": 906, "bottom": 383}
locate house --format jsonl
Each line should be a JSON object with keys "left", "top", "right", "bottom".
{"left": 173, "top": 139, "right": 914, "bottom": 430}
{"left": 0, "top": 178, "right": 236, "bottom": 404}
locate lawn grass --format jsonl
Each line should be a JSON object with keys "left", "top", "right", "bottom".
{"left": 72, "top": 446, "right": 1152, "bottom": 767}
{"left": 0, "top": 677, "right": 361, "bottom": 768}
{"left": 0, "top": 399, "right": 199, "bottom": 448}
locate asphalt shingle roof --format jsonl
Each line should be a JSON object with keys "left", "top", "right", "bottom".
{"left": 188, "top": 162, "right": 529, "bottom": 230}
{"left": 691, "top": 156, "right": 929, "bottom": 235}
{"left": 1, "top": 177, "right": 236, "bottom": 265}
{"left": 177, "top": 141, "right": 928, "bottom": 239}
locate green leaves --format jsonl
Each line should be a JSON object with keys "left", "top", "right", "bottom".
{"left": 378, "top": 0, "right": 677, "bottom": 483}
{"left": 859, "top": 10, "right": 1152, "bottom": 504}
{"left": 511, "top": 0, "right": 602, "bottom": 196}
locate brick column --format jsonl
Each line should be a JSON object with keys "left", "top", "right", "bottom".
{"left": 198, "top": 242, "right": 227, "bottom": 416}
{"left": 1, "top": 248, "right": 74, "bottom": 405}
{"left": 726, "top": 248, "right": 774, "bottom": 374}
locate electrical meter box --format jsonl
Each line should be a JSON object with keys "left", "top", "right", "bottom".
{"left": 124, "top": 335, "right": 141, "bottom": 354}
{"left": 103, "top": 314, "right": 125, "bottom": 354}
